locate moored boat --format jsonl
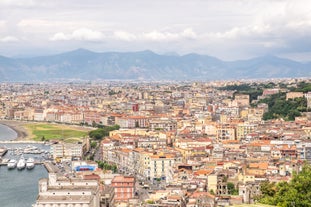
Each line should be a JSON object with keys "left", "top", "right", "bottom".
{"left": 17, "top": 155, "right": 26, "bottom": 170}
{"left": 26, "top": 157, "right": 35, "bottom": 170}
{"left": 7, "top": 159, "right": 17, "bottom": 169}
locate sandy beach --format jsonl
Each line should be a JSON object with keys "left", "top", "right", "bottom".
{"left": 0, "top": 120, "right": 30, "bottom": 140}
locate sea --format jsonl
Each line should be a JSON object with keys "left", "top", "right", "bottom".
{"left": 0, "top": 124, "right": 48, "bottom": 207}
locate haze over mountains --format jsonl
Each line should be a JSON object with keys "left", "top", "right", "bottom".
{"left": 0, "top": 49, "right": 310, "bottom": 82}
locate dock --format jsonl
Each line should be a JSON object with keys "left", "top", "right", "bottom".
{"left": 43, "top": 162, "right": 58, "bottom": 173}
{"left": 0, "top": 140, "right": 45, "bottom": 144}
{"left": 0, "top": 147, "right": 8, "bottom": 157}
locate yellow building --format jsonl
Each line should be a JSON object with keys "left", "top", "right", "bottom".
{"left": 234, "top": 94, "right": 250, "bottom": 106}
{"left": 286, "top": 92, "right": 303, "bottom": 100}
{"left": 236, "top": 122, "right": 257, "bottom": 140}
{"left": 207, "top": 174, "right": 218, "bottom": 193}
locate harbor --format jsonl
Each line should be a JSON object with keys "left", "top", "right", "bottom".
{"left": 0, "top": 143, "right": 51, "bottom": 169}
{"left": 0, "top": 123, "right": 50, "bottom": 207}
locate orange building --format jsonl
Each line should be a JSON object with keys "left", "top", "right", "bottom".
{"left": 111, "top": 176, "right": 136, "bottom": 203}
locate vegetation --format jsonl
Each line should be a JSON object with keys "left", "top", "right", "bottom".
{"left": 146, "top": 200, "right": 155, "bottom": 204}
{"left": 96, "top": 161, "right": 117, "bottom": 173}
{"left": 90, "top": 141, "right": 97, "bottom": 148}
{"left": 227, "top": 182, "right": 239, "bottom": 195}
{"left": 259, "top": 93, "right": 307, "bottom": 121}
{"left": 219, "top": 81, "right": 311, "bottom": 121}
{"left": 108, "top": 90, "right": 121, "bottom": 95}
{"left": 218, "top": 83, "right": 263, "bottom": 103}
{"left": 294, "top": 81, "right": 311, "bottom": 93}
{"left": 257, "top": 164, "right": 311, "bottom": 206}
{"left": 25, "top": 123, "right": 89, "bottom": 142}
{"left": 88, "top": 124, "right": 120, "bottom": 140}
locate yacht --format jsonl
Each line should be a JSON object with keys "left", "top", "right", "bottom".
{"left": 7, "top": 159, "right": 17, "bottom": 169}
{"left": 17, "top": 155, "right": 26, "bottom": 170}
{"left": 26, "top": 157, "right": 35, "bottom": 170}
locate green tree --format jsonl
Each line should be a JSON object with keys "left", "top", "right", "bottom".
{"left": 88, "top": 124, "right": 120, "bottom": 140}
{"left": 90, "top": 141, "right": 97, "bottom": 148}
{"left": 259, "top": 164, "right": 311, "bottom": 206}
{"left": 227, "top": 182, "right": 238, "bottom": 195}
{"left": 260, "top": 93, "right": 307, "bottom": 121}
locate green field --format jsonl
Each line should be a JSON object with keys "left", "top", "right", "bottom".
{"left": 25, "top": 123, "right": 89, "bottom": 142}
{"left": 233, "top": 204, "right": 275, "bottom": 207}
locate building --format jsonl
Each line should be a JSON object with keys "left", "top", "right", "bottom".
{"left": 51, "top": 138, "right": 89, "bottom": 161}
{"left": 149, "top": 118, "right": 177, "bottom": 131}
{"left": 33, "top": 173, "right": 100, "bottom": 207}
{"left": 111, "top": 175, "right": 135, "bottom": 206}
{"left": 216, "top": 124, "right": 236, "bottom": 141}
{"left": 234, "top": 94, "right": 250, "bottom": 106}
{"left": 236, "top": 122, "right": 257, "bottom": 140}
{"left": 286, "top": 92, "right": 304, "bottom": 100}
{"left": 149, "top": 153, "right": 176, "bottom": 183}
{"left": 305, "top": 92, "right": 311, "bottom": 108}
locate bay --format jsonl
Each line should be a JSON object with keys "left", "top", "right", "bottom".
{"left": 0, "top": 165, "right": 48, "bottom": 207}
{"left": 0, "top": 123, "right": 48, "bottom": 207}
{"left": 0, "top": 124, "right": 18, "bottom": 141}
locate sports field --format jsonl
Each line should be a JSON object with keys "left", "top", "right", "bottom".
{"left": 24, "top": 123, "right": 90, "bottom": 142}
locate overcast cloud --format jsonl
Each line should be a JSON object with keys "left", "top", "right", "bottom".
{"left": 0, "top": 0, "right": 311, "bottom": 60}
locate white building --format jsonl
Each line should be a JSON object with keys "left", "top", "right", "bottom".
{"left": 33, "top": 173, "right": 100, "bottom": 207}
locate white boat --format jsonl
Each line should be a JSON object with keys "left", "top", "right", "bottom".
{"left": 7, "top": 159, "right": 17, "bottom": 169}
{"left": 26, "top": 157, "right": 35, "bottom": 170}
{"left": 17, "top": 155, "right": 26, "bottom": 170}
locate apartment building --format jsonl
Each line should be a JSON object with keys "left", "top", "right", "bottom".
{"left": 111, "top": 176, "right": 135, "bottom": 205}
{"left": 51, "top": 138, "right": 89, "bottom": 161}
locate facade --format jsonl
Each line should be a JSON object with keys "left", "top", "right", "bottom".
{"left": 236, "top": 122, "right": 257, "bottom": 140}
{"left": 33, "top": 173, "right": 100, "bottom": 207}
{"left": 305, "top": 92, "right": 311, "bottom": 108}
{"left": 286, "top": 92, "right": 303, "bottom": 100}
{"left": 149, "top": 153, "right": 176, "bottom": 183}
{"left": 234, "top": 94, "right": 250, "bottom": 106}
{"left": 216, "top": 124, "right": 236, "bottom": 141}
{"left": 51, "top": 138, "right": 89, "bottom": 161}
{"left": 111, "top": 176, "right": 135, "bottom": 205}
{"left": 149, "top": 118, "right": 177, "bottom": 131}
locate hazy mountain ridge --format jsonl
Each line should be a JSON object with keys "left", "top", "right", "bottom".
{"left": 0, "top": 49, "right": 310, "bottom": 81}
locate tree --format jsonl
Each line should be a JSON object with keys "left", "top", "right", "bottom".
{"left": 90, "top": 141, "right": 97, "bottom": 148}
{"left": 88, "top": 125, "right": 120, "bottom": 140}
{"left": 260, "top": 93, "right": 307, "bottom": 121}
{"left": 259, "top": 164, "right": 311, "bottom": 206}
{"left": 227, "top": 182, "right": 238, "bottom": 195}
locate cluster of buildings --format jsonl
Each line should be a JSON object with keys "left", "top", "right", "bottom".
{"left": 2, "top": 79, "right": 311, "bottom": 206}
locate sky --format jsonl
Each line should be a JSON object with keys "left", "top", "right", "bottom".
{"left": 0, "top": 0, "right": 311, "bottom": 61}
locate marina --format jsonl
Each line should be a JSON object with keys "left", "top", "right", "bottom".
{"left": 0, "top": 123, "right": 50, "bottom": 207}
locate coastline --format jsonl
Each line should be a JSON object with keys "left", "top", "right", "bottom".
{"left": 0, "top": 120, "right": 29, "bottom": 140}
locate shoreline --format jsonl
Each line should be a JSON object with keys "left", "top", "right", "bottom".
{"left": 0, "top": 120, "right": 29, "bottom": 140}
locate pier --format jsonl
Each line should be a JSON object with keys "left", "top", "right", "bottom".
{"left": 0, "top": 160, "right": 44, "bottom": 166}
{"left": 0, "top": 140, "right": 45, "bottom": 144}
{"left": 44, "top": 162, "right": 59, "bottom": 173}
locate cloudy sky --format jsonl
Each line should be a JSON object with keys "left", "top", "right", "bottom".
{"left": 1, "top": 0, "right": 311, "bottom": 60}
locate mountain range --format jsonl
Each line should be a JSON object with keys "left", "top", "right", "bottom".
{"left": 0, "top": 48, "right": 310, "bottom": 82}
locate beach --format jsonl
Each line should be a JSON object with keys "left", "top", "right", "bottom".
{"left": 0, "top": 120, "right": 30, "bottom": 140}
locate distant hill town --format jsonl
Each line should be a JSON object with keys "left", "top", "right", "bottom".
{"left": 0, "top": 49, "right": 310, "bottom": 82}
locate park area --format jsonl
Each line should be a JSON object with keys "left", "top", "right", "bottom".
{"left": 24, "top": 123, "right": 90, "bottom": 142}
